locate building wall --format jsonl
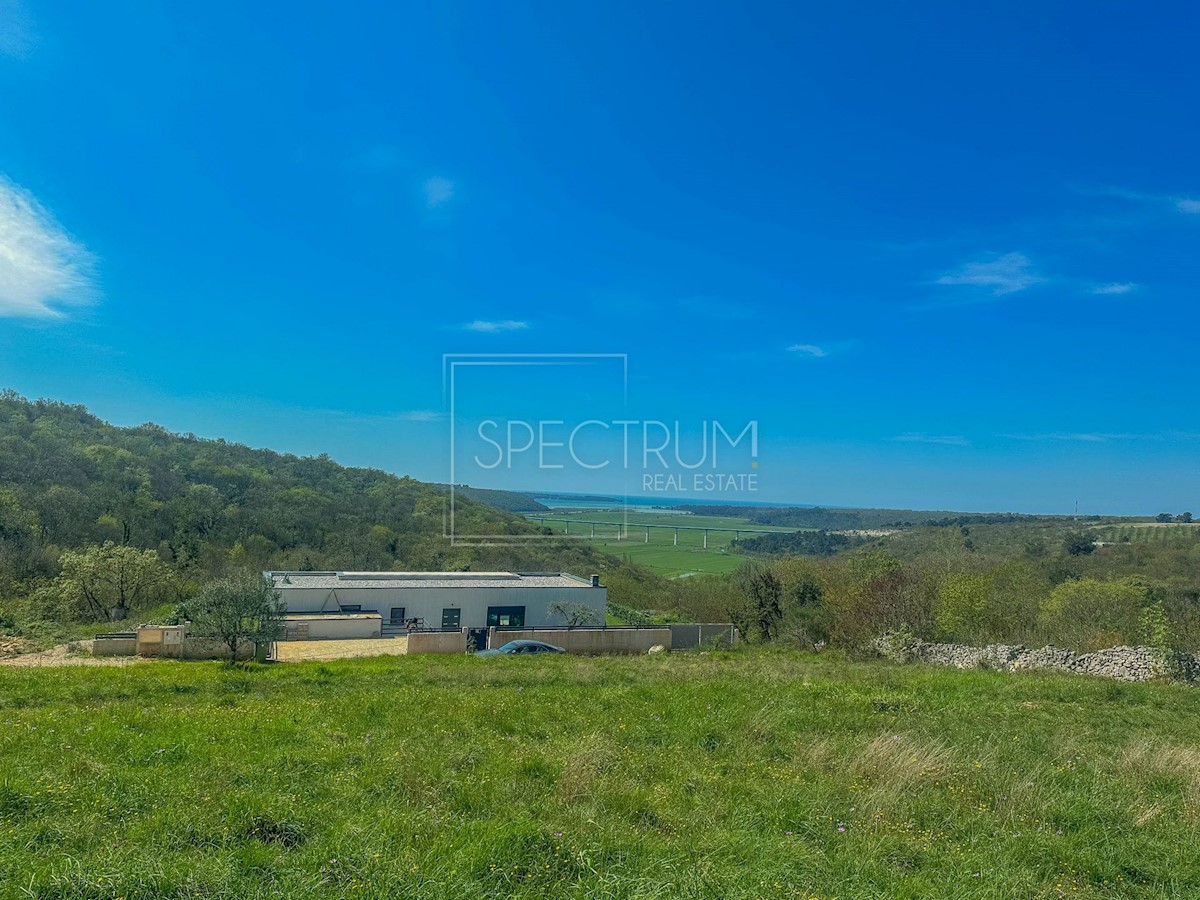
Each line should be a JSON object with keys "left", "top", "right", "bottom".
{"left": 406, "top": 630, "right": 467, "bottom": 654}
{"left": 282, "top": 614, "right": 382, "bottom": 640}
{"left": 135, "top": 625, "right": 254, "bottom": 660}
{"left": 93, "top": 636, "right": 137, "bottom": 656}
{"left": 278, "top": 585, "right": 607, "bottom": 629}
{"left": 488, "top": 627, "right": 671, "bottom": 655}
{"left": 275, "top": 587, "right": 341, "bottom": 613}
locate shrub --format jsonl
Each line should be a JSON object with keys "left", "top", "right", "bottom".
{"left": 934, "top": 573, "right": 989, "bottom": 642}
{"left": 827, "top": 558, "right": 936, "bottom": 649}
{"left": 1039, "top": 577, "right": 1150, "bottom": 650}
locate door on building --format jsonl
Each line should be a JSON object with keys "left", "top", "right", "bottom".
{"left": 441, "top": 607, "right": 461, "bottom": 630}
{"left": 390, "top": 607, "right": 406, "bottom": 625}
{"left": 486, "top": 606, "right": 526, "bottom": 627}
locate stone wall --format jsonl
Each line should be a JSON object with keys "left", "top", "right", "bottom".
{"left": 875, "top": 631, "right": 1200, "bottom": 685}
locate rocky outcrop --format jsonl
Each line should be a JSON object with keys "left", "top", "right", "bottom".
{"left": 875, "top": 631, "right": 1200, "bottom": 685}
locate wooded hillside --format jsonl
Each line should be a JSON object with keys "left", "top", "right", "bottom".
{"left": 0, "top": 392, "right": 603, "bottom": 609}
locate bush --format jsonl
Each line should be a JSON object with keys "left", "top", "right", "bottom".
{"left": 1039, "top": 577, "right": 1150, "bottom": 650}
{"left": 826, "top": 555, "right": 936, "bottom": 649}
{"left": 934, "top": 573, "right": 989, "bottom": 642}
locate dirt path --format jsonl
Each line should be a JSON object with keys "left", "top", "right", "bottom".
{"left": 0, "top": 640, "right": 148, "bottom": 667}
{"left": 273, "top": 637, "right": 408, "bottom": 662}
{"left": 0, "top": 637, "right": 411, "bottom": 667}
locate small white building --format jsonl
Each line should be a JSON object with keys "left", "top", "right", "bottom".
{"left": 265, "top": 570, "right": 607, "bottom": 633}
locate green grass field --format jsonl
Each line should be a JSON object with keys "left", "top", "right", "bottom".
{"left": 4, "top": 652, "right": 1200, "bottom": 898}
{"left": 530, "top": 510, "right": 799, "bottom": 576}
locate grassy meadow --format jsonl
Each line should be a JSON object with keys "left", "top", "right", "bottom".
{"left": 3, "top": 652, "right": 1200, "bottom": 898}
{"left": 530, "top": 510, "right": 799, "bottom": 576}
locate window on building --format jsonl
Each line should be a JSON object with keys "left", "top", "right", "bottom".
{"left": 441, "top": 608, "right": 461, "bottom": 629}
{"left": 487, "top": 606, "right": 526, "bottom": 627}
{"left": 340, "top": 604, "right": 362, "bottom": 613}
{"left": 390, "top": 607, "right": 406, "bottom": 624}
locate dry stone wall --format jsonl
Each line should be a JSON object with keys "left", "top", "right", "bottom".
{"left": 875, "top": 631, "right": 1200, "bottom": 685}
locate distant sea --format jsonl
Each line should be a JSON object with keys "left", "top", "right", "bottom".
{"left": 531, "top": 492, "right": 810, "bottom": 511}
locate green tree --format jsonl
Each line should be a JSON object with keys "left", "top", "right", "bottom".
{"left": 1062, "top": 531, "right": 1096, "bottom": 556}
{"left": 1039, "top": 576, "right": 1150, "bottom": 650}
{"left": 733, "top": 562, "right": 783, "bottom": 641}
{"left": 985, "top": 561, "right": 1048, "bottom": 644}
{"left": 548, "top": 600, "right": 602, "bottom": 627}
{"left": 54, "top": 542, "right": 174, "bottom": 621}
{"left": 1138, "top": 599, "right": 1174, "bottom": 650}
{"left": 0, "top": 489, "right": 44, "bottom": 584}
{"left": 935, "top": 572, "right": 990, "bottom": 641}
{"left": 186, "top": 572, "right": 285, "bottom": 662}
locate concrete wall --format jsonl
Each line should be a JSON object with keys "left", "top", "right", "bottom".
{"left": 406, "top": 629, "right": 468, "bottom": 655}
{"left": 275, "top": 587, "right": 341, "bottom": 613}
{"left": 668, "top": 624, "right": 740, "bottom": 650}
{"left": 93, "top": 636, "right": 137, "bottom": 656}
{"left": 489, "top": 627, "right": 671, "bottom": 655}
{"left": 135, "top": 625, "right": 253, "bottom": 660}
{"left": 282, "top": 614, "right": 381, "bottom": 640}
{"left": 279, "top": 585, "right": 607, "bottom": 629}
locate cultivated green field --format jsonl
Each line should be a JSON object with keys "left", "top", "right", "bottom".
{"left": 3, "top": 652, "right": 1200, "bottom": 898}
{"left": 529, "top": 510, "right": 799, "bottom": 576}
{"left": 1092, "top": 523, "right": 1200, "bottom": 544}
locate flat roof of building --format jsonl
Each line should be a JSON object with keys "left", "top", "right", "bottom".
{"left": 266, "top": 571, "right": 597, "bottom": 590}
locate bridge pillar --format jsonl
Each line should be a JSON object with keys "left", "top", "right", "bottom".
{"left": 591, "top": 523, "right": 595, "bottom": 538}
{"left": 645, "top": 526, "right": 650, "bottom": 543}
{"left": 674, "top": 528, "right": 678, "bottom": 546}
{"left": 703, "top": 529, "right": 708, "bottom": 548}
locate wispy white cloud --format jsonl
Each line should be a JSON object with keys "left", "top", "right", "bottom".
{"left": 463, "top": 319, "right": 529, "bottom": 333}
{"left": 893, "top": 433, "right": 970, "bottom": 446}
{"left": 1084, "top": 186, "right": 1200, "bottom": 216}
{"left": 935, "top": 252, "right": 1045, "bottom": 296}
{"left": 0, "top": 176, "right": 97, "bottom": 319}
{"left": 787, "top": 343, "right": 829, "bottom": 358}
{"left": 1091, "top": 282, "right": 1138, "bottom": 295}
{"left": 393, "top": 409, "right": 444, "bottom": 422}
{"left": 1000, "top": 432, "right": 1136, "bottom": 443}
{"left": 423, "top": 176, "right": 455, "bottom": 208}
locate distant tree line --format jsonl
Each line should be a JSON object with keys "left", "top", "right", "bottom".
{"left": 1156, "top": 512, "right": 1194, "bottom": 523}
{"left": 606, "top": 518, "right": 1200, "bottom": 655}
{"left": 672, "top": 504, "right": 1084, "bottom": 532}
{"left": 731, "top": 529, "right": 870, "bottom": 557}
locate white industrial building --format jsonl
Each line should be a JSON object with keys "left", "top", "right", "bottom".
{"left": 266, "top": 570, "right": 607, "bottom": 636}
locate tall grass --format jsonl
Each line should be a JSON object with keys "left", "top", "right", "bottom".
{"left": 2, "top": 652, "right": 1200, "bottom": 897}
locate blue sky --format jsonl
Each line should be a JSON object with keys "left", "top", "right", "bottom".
{"left": 1, "top": 1, "right": 1198, "bottom": 514}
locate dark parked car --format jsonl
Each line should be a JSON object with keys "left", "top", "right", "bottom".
{"left": 475, "top": 639, "right": 566, "bottom": 657}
